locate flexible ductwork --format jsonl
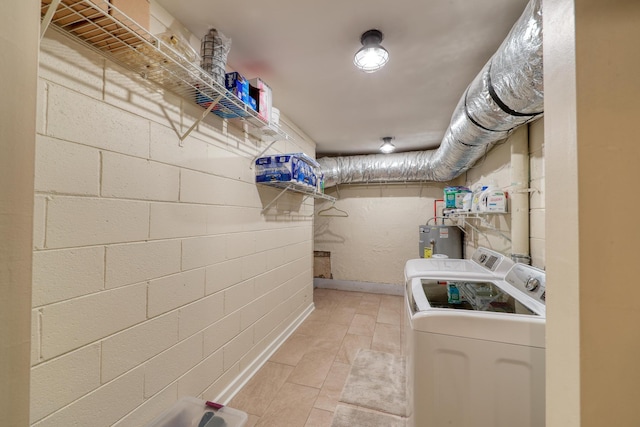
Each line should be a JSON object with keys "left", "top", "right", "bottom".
{"left": 319, "top": 0, "right": 543, "bottom": 187}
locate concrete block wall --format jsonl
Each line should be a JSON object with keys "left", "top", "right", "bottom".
{"left": 464, "top": 120, "right": 546, "bottom": 269}
{"left": 314, "top": 184, "right": 447, "bottom": 287}
{"left": 31, "top": 23, "right": 315, "bottom": 427}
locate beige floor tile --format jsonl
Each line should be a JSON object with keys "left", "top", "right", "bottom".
{"left": 313, "top": 292, "right": 338, "bottom": 311}
{"left": 256, "top": 382, "right": 319, "bottom": 427}
{"left": 306, "top": 307, "right": 333, "bottom": 323}
{"left": 245, "top": 414, "right": 260, "bottom": 427}
{"left": 335, "top": 334, "right": 372, "bottom": 365}
{"left": 304, "top": 408, "right": 334, "bottom": 427}
{"left": 335, "top": 293, "right": 363, "bottom": 309}
{"left": 309, "top": 336, "right": 343, "bottom": 355}
{"left": 314, "top": 361, "right": 351, "bottom": 412}
{"left": 377, "top": 296, "right": 403, "bottom": 325}
{"left": 228, "top": 361, "right": 294, "bottom": 417}
{"left": 380, "top": 295, "right": 403, "bottom": 310}
{"left": 269, "top": 334, "right": 316, "bottom": 366}
{"left": 371, "top": 323, "right": 402, "bottom": 355}
{"left": 347, "top": 314, "right": 376, "bottom": 336}
{"left": 355, "top": 298, "right": 381, "bottom": 316}
{"left": 295, "top": 320, "right": 349, "bottom": 341}
{"left": 288, "top": 350, "right": 337, "bottom": 389}
{"left": 327, "top": 306, "right": 356, "bottom": 326}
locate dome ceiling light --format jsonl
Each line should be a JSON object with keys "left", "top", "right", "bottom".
{"left": 354, "top": 29, "right": 389, "bottom": 73}
{"left": 380, "top": 136, "right": 395, "bottom": 154}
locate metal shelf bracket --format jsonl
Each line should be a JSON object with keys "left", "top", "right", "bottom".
{"left": 178, "top": 94, "right": 221, "bottom": 146}
{"left": 40, "top": 0, "right": 62, "bottom": 40}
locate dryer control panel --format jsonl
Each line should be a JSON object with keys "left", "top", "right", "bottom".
{"left": 471, "top": 247, "right": 514, "bottom": 277}
{"left": 505, "top": 264, "right": 546, "bottom": 306}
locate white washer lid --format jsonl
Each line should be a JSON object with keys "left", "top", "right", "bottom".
{"left": 404, "top": 258, "right": 494, "bottom": 281}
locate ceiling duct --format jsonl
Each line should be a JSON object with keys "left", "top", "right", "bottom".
{"left": 318, "top": 0, "right": 543, "bottom": 187}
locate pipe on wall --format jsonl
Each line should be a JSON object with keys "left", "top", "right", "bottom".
{"left": 319, "top": 0, "right": 543, "bottom": 187}
{"left": 509, "top": 126, "right": 531, "bottom": 264}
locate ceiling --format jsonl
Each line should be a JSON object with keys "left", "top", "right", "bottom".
{"left": 155, "top": 0, "right": 529, "bottom": 155}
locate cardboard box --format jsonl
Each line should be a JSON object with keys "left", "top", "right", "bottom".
{"left": 249, "top": 77, "right": 273, "bottom": 123}
{"left": 42, "top": 0, "right": 109, "bottom": 28}
{"left": 109, "top": 0, "right": 149, "bottom": 32}
{"left": 42, "top": 0, "right": 149, "bottom": 52}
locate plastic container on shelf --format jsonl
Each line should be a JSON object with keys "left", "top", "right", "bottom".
{"left": 200, "top": 28, "right": 231, "bottom": 88}
{"left": 271, "top": 107, "right": 280, "bottom": 125}
{"left": 471, "top": 184, "right": 487, "bottom": 212}
{"left": 479, "top": 183, "right": 507, "bottom": 213}
{"left": 145, "top": 397, "right": 248, "bottom": 427}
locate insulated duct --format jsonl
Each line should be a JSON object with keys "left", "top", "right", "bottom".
{"left": 319, "top": 0, "right": 543, "bottom": 187}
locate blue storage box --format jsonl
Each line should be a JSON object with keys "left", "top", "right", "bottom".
{"left": 195, "top": 86, "right": 251, "bottom": 119}
{"left": 225, "top": 72, "right": 249, "bottom": 104}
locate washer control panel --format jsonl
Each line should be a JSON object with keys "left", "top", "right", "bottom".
{"left": 505, "top": 264, "right": 546, "bottom": 305}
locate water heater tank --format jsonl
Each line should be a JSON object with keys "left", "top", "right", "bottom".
{"left": 419, "top": 225, "right": 463, "bottom": 259}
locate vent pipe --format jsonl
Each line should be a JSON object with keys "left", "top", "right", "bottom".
{"left": 319, "top": 0, "right": 543, "bottom": 187}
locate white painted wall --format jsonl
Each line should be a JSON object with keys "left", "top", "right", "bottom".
{"left": 31, "top": 9, "right": 316, "bottom": 426}
{"left": 314, "top": 184, "right": 447, "bottom": 288}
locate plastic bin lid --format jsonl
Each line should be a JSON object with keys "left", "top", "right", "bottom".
{"left": 145, "top": 397, "right": 248, "bottom": 427}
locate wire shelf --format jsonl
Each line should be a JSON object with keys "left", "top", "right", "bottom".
{"left": 40, "top": 0, "right": 289, "bottom": 141}
{"left": 258, "top": 181, "right": 336, "bottom": 203}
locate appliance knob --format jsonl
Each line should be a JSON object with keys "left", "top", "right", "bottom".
{"left": 525, "top": 277, "right": 540, "bottom": 292}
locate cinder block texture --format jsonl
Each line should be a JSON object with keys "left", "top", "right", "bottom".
{"left": 40, "top": 284, "right": 147, "bottom": 359}
{"left": 46, "top": 84, "right": 149, "bottom": 158}
{"left": 35, "top": 136, "right": 100, "bottom": 195}
{"left": 30, "top": 344, "right": 101, "bottom": 423}
{"left": 32, "top": 246, "right": 105, "bottom": 306}
{"left": 101, "top": 312, "right": 179, "bottom": 382}
{"left": 181, "top": 235, "right": 226, "bottom": 271}
{"left": 177, "top": 350, "right": 224, "bottom": 398}
{"left": 178, "top": 293, "right": 225, "bottom": 340}
{"left": 149, "top": 202, "right": 208, "bottom": 239}
{"left": 34, "top": 25, "right": 316, "bottom": 425}
{"left": 102, "top": 152, "right": 180, "bottom": 201}
{"left": 144, "top": 333, "right": 203, "bottom": 398}
{"left": 206, "top": 259, "right": 243, "bottom": 295}
{"left": 45, "top": 197, "right": 149, "bottom": 248}
{"left": 148, "top": 269, "right": 206, "bottom": 317}
{"left": 105, "top": 240, "right": 181, "bottom": 289}
{"left": 32, "top": 368, "right": 144, "bottom": 427}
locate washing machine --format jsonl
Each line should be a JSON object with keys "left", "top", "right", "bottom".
{"left": 404, "top": 257, "right": 546, "bottom": 427}
{"left": 405, "top": 246, "right": 515, "bottom": 283}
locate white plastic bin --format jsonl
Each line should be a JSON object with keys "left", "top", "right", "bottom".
{"left": 146, "top": 397, "right": 248, "bottom": 427}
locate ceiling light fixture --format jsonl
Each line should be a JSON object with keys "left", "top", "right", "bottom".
{"left": 354, "top": 29, "right": 389, "bottom": 73}
{"left": 380, "top": 137, "right": 395, "bottom": 154}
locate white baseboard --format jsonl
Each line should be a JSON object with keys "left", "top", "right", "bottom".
{"left": 313, "top": 278, "right": 404, "bottom": 296}
{"left": 215, "top": 302, "right": 315, "bottom": 404}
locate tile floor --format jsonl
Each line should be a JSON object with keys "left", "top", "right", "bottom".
{"left": 228, "top": 287, "right": 405, "bottom": 427}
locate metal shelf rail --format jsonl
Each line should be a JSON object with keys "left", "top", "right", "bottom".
{"left": 446, "top": 211, "right": 512, "bottom": 242}
{"left": 257, "top": 181, "right": 336, "bottom": 213}
{"left": 40, "top": 0, "right": 290, "bottom": 144}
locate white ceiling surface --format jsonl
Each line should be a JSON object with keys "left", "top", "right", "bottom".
{"left": 156, "top": 0, "right": 529, "bottom": 155}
